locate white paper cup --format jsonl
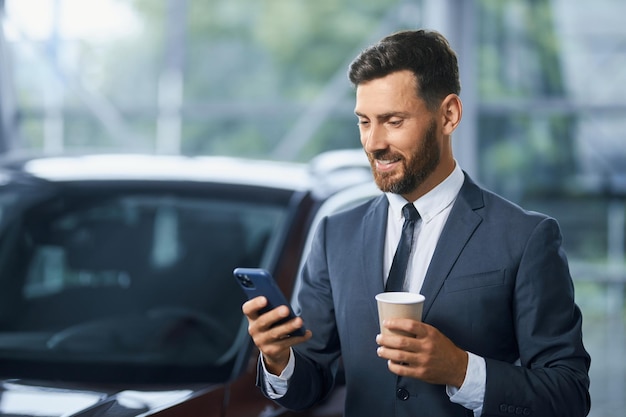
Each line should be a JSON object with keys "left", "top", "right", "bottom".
{"left": 375, "top": 292, "right": 425, "bottom": 336}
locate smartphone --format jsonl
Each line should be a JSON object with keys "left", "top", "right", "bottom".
{"left": 233, "top": 267, "right": 306, "bottom": 337}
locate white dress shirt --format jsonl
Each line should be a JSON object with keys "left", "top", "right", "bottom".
{"left": 262, "top": 163, "right": 485, "bottom": 416}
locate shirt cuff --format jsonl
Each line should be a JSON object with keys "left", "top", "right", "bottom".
{"left": 261, "top": 348, "right": 295, "bottom": 399}
{"left": 446, "top": 351, "right": 486, "bottom": 416}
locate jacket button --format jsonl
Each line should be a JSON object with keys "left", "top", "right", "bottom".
{"left": 396, "top": 388, "right": 410, "bottom": 401}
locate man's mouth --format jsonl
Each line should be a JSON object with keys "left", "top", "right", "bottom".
{"left": 374, "top": 157, "right": 401, "bottom": 172}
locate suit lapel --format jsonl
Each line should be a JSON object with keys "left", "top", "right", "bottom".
{"left": 362, "top": 195, "right": 389, "bottom": 321}
{"left": 421, "top": 175, "right": 484, "bottom": 320}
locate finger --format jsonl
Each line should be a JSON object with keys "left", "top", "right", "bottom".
{"left": 250, "top": 306, "right": 302, "bottom": 340}
{"left": 264, "top": 313, "right": 307, "bottom": 339}
{"left": 376, "top": 332, "right": 419, "bottom": 353}
{"left": 382, "top": 318, "right": 424, "bottom": 337}
{"left": 242, "top": 296, "right": 268, "bottom": 317}
{"left": 269, "top": 326, "right": 312, "bottom": 345}
{"left": 259, "top": 328, "right": 312, "bottom": 358}
{"left": 277, "top": 316, "right": 307, "bottom": 338}
{"left": 386, "top": 358, "right": 424, "bottom": 379}
{"left": 377, "top": 344, "right": 421, "bottom": 372}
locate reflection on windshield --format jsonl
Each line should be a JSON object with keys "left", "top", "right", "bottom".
{"left": 116, "top": 390, "right": 194, "bottom": 409}
{"left": 0, "top": 192, "right": 286, "bottom": 377}
{"left": 0, "top": 382, "right": 102, "bottom": 416}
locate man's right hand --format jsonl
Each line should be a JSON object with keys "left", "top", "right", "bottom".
{"left": 242, "top": 296, "right": 312, "bottom": 375}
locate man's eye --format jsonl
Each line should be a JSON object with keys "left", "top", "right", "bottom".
{"left": 388, "top": 119, "right": 402, "bottom": 126}
{"left": 357, "top": 120, "right": 370, "bottom": 126}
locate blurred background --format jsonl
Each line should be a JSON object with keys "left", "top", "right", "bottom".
{"left": 0, "top": 0, "right": 624, "bottom": 416}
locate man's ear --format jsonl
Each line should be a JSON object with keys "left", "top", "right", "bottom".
{"left": 440, "top": 94, "right": 462, "bottom": 135}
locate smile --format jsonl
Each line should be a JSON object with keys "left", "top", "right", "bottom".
{"left": 375, "top": 158, "right": 401, "bottom": 172}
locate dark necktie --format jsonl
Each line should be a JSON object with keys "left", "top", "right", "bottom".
{"left": 385, "top": 203, "right": 420, "bottom": 292}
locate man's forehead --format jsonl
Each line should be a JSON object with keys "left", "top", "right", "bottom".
{"left": 354, "top": 74, "right": 424, "bottom": 116}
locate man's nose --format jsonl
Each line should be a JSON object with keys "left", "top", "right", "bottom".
{"left": 362, "top": 124, "right": 386, "bottom": 153}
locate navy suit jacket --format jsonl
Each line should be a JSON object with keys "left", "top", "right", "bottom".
{"left": 260, "top": 173, "right": 590, "bottom": 417}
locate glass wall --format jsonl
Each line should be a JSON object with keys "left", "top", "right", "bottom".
{"left": 474, "top": 3, "right": 626, "bottom": 414}
{"left": 2, "top": 0, "right": 625, "bottom": 415}
{"left": 2, "top": 0, "right": 415, "bottom": 158}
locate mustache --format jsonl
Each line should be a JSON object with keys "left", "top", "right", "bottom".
{"left": 368, "top": 150, "right": 403, "bottom": 161}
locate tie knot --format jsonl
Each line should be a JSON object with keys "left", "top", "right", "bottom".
{"left": 402, "top": 203, "right": 419, "bottom": 222}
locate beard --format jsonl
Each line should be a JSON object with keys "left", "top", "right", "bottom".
{"left": 367, "top": 119, "right": 440, "bottom": 195}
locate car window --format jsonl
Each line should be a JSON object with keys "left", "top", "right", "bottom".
{"left": 291, "top": 181, "right": 381, "bottom": 311}
{"left": 0, "top": 187, "right": 290, "bottom": 383}
{"left": 22, "top": 196, "right": 276, "bottom": 298}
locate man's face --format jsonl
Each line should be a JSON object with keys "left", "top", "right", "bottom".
{"left": 354, "top": 70, "right": 441, "bottom": 199}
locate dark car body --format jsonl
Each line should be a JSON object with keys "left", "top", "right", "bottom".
{"left": 0, "top": 151, "right": 380, "bottom": 416}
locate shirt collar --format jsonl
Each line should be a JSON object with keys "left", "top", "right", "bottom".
{"left": 386, "top": 162, "right": 464, "bottom": 223}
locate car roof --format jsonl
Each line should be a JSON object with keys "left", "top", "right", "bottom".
{"left": 0, "top": 150, "right": 373, "bottom": 196}
{"left": 0, "top": 153, "right": 311, "bottom": 190}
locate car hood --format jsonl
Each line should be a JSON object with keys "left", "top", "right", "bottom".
{"left": 0, "top": 378, "right": 217, "bottom": 417}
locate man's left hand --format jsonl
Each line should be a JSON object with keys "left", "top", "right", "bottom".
{"left": 376, "top": 319, "right": 468, "bottom": 388}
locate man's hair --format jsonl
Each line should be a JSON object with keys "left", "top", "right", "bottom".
{"left": 348, "top": 29, "right": 461, "bottom": 110}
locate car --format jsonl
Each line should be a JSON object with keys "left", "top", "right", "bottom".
{"left": 0, "top": 150, "right": 380, "bottom": 417}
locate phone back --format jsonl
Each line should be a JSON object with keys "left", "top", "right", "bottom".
{"left": 233, "top": 267, "right": 305, "bottom": 336}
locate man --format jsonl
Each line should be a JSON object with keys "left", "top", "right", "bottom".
{"left": 243, "top": 29, "right": 590, "bottom": 417}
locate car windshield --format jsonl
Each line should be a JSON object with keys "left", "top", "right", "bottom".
{"left": 0, "top": 182, "right": 292, "bottom": 383}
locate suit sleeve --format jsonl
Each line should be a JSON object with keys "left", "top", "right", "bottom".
{"left": 481, "top": 217, "right": 591, "bottom": 417}
{"left": 258, "top": 216, "right": 341, "bottom": 410}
